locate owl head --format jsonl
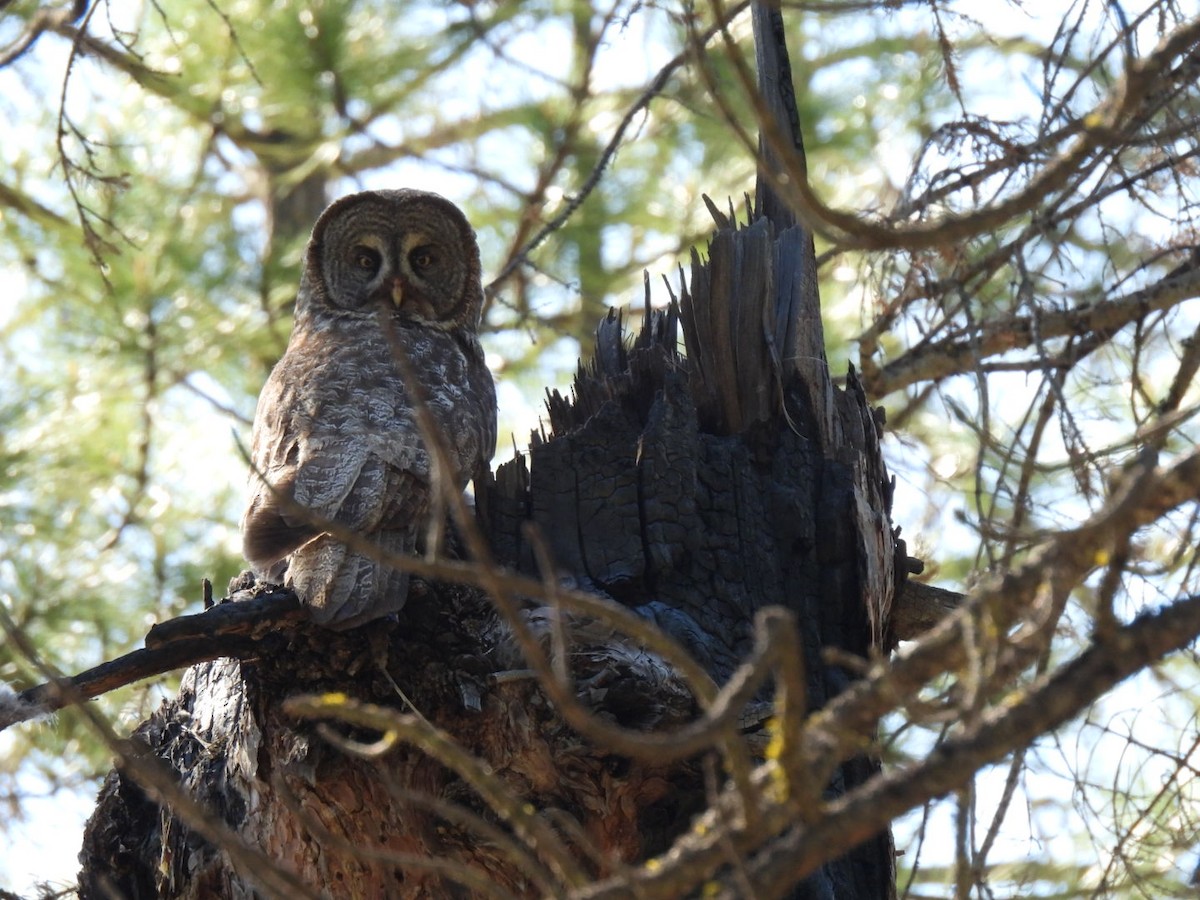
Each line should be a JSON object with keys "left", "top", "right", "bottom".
{"left": 298, "top": 189, "right": 484, "bottom": 331}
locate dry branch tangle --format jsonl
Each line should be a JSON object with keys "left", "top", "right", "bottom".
{"left": 864, "top": 261, "right": 1200, "bottom": 397}
{"left": 750, "top": 15, "right": 1200, "bottom": 251}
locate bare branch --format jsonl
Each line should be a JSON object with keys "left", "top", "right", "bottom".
{"left": 704, "top": 4, "right": 1200, "bottom": 252}
{"left": 866, "top": 257, "right": 1200, "bottom": 397}
{"left": 2, "top": 591, "right": 303, "bottom": 730}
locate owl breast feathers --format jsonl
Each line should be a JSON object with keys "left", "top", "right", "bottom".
{"left": 241, "top": 189, "right": 497, "bottom": 629}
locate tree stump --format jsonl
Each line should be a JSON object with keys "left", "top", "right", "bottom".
{"left": 78, "top": 207, "right": 902, "bottom": 899}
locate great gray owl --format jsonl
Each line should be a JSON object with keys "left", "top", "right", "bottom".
{"left": 241, "top": 189, "right": 497, "bottom": 629}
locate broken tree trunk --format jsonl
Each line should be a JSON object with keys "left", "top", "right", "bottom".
{"left": 76, "top": 195, "right": 902, "bottom": 897}
{"left": 76, "top": 4, "right": 905, "bottom": 887}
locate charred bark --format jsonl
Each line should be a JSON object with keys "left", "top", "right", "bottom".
{"left": 78, "top": 577, "right": 701, "bottom": 899}
{"left": 79, "top": 8, "right": 901, "bottom": 893}
{"left": 78, "top": 207, "right": 901, "bottom": 899}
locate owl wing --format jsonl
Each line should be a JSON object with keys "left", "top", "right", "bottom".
{"left": 432, "top": 331, "right": 497, "bottom": 485}
{"left": 242, "top": 373, "right": 317, "bottom": 573}
{"left": 241, "top": 344, "right": 429, "bottom": 574}
{"left": 471, "top": 340, "right": 499, "bottom": 474}
{"left": 241, "top": 354, "right": 374, "bottom": 573}
{"left": 242, "top": 469, "right": 312, "bottom": 574}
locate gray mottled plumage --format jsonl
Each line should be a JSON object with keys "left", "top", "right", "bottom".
{"left": 241, "top": 189, "right": 497, "bottom": 629}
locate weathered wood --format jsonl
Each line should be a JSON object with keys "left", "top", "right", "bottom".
{"left": 79, "top": 578, "right": 702, "bottom": 898}
{"left": 78, "top": 201, "right": 902, "bottom": 896}
{"left": 483, "top": 216, "right": 899, "bottom": 899}
{"left": 78, "top": 5, "right": 902, "bottom": 892}
{"left": 753, "top": 0, "right": 806, "bottom": 232}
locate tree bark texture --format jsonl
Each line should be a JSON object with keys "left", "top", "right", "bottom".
{"left": 78, "top": 215, "right": 901, "bottom": 899}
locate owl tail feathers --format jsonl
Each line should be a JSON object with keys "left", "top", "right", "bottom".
{"left": 287, "top": 530, "right": 414, "bottom": 630}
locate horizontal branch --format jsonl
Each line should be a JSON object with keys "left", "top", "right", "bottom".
{"left": 1, "top": 591, "right": 302, "bottom": 731}
{"left": 0, "top": 599, "right": 323, "bottom": 899}
{"left": 865, "top": 260, "right": 1200, "bottom": 397}
{"left": 889, "top": 580, "right": 964, "bottom": 641}
{"left": 0, "top": 180, "right": 71, "bottom": 230}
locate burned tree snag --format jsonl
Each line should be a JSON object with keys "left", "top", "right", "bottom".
{"left": 78, "top": 7, "right": 902, "bottom": 897}
{"left": 479, "top": 203, "right": 901, "bottom": 897}
{"left": 77, "top": 202, "right": 901, "bottom": 898}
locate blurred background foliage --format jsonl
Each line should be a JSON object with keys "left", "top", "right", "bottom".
{"left": 2, "top": 0, "right": 1199, "bottom": 896}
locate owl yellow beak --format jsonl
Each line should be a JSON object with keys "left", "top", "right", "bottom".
{"left": 390, "top": 279, "right": 405, "bottom": 307}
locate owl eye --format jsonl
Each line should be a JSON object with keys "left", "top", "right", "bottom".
{"left": 351, "top": 246, "right": 381, "bottom": 272}
{"left": 409, "top": 245, "right": 438, "bottom": 273}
